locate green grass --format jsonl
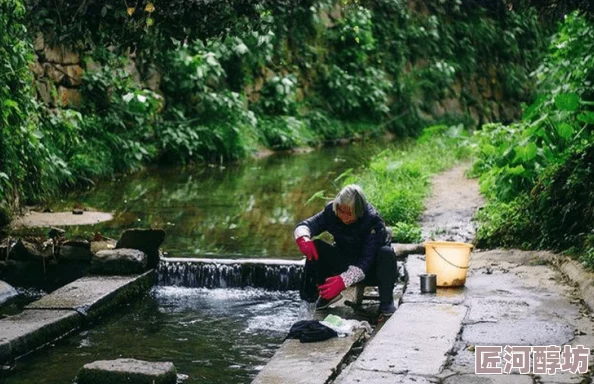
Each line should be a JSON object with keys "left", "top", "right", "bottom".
{"left": 346, "top": 124, "right": 472, "bottom": 242}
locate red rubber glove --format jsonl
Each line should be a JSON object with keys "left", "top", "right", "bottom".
{"left": 296, "top": 236, "right": 319, "bottom": 261}
{"left": 318, "top": 276, "right": 345, "bottom": 300}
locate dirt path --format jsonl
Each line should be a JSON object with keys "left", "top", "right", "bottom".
{"left": 421, "top": 162, "right": 484, "bottom": 243}
{"left": 12, "top": 210, "right": 113, "bottom": 228}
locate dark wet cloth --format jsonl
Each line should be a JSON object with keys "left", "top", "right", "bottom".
{"left": 295, "top": 202, "right": 391, "bottom": 274}
{"left": 285, "top": 320, "right": 338, "bottom": 343}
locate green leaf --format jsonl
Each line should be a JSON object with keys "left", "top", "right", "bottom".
{"left": 482, "top": 144, "right": 497, "bottom": 157}
{"left": 507, "top": 164, "right": 525, "bottom": 175}
{"left": 3, "top": 99, "right": 18, "bottom": 108}
{"left": 554, "top": 93, "right": 580, "bottom": 112}
{"left": 334, "top": 168, "right": 353, "bottom": 183}
{"left": 524, "top": 142, "right": 538, "bottom": 161}
{"left": 523, "top": 96, "right": 545, "bottom": 120}
{"left": 577, "top": 111, "right": 594, "bottom": 124}
{"left": 556, "top": 123, "right": 574, "bottom": 140}
{"left": 0, "top": 172, "right": 9, "bottom": 180}
{"left": 305, "top": 190, "right": 330, "bottom": 206}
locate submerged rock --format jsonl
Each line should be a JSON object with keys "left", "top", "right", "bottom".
{"left": 59, "top": 240, "right": 93, "bottom": 263}
{"left": 0, "top": 280, "right": 18, "bottom": 306}
{"left": 116, "top": 228, "right": 165, "bottom": 269}
{"left": 76, "top": 358, "right": 177, "bottom": 384}
{"left": 10, "top": 239, "right": 52, "bottom": 262}
{"left": 90, "top": 249, "right": 147, "bottom": 275}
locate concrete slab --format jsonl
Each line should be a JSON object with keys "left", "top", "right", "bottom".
{"left": 535, "top": 371, "right": 587, "bottom": 384}
{"left": 402, "top": 255, "right": 466, "bottom": 305}
{"left": 443, "top": 374, "right": 533, "bottom": 383}
{"left": 26, "top": 270, "right": 154, "bottom": 319}
{"left": 252, "top": 332, "right": 363, "bottom": 384}
{"left": 335, "top": 369, "right": 434, "bottom": 384}
{"left": 76, "top": 358, "right": 177, "bottom": 384}
{"left": 462, "top": 318, "right": 574, "bottom": 347}
{"left": 0, "top": 309, "right": 81, "bottom": 364}
{"left": 351, "top": 302, "right": 467, "bottom": 376}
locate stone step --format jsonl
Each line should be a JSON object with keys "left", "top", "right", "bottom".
{"left": 26, "top": 270, "right": 154, "bottom": 319}
{"left": 0, "top": 309, "right": 81, "bottom": 364}
{"left": 335, "top": 302, "right": 467, "bottom": 382}
{"left": 252, "top": 331, "right": 364, "bottom": 384}
{"left": 0, "top": 271, "right": 155, "bottom": 364}
{"left": 76, "top": 358, "right": 177, "bottom": 384}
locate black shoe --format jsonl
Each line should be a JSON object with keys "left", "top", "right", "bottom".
{"left": 315, "top": 294, "right": 343, "bottom": 310}
{"left": 379, "top": 302, "right": 396, "bottom": 317}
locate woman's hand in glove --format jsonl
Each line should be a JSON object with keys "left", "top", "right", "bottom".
{"left": 296, "top": 236, "right": 319, "bottom": 261}
{"left": 318, "top": 276, "right": 345, "bottom": 300}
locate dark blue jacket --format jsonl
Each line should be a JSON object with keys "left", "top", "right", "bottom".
{"left": 296, "top": 202, "right": 391, "bottom": 274}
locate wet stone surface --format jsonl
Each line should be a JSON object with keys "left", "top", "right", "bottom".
{"left": 76, "top": 358, "right": 177, "bottom": 384}
{"left": 26, "top": 271, "right": 154, "bottom": 318}
{"left": 462, "top": 320, "right": 575, "bottom": 346}
{"left": 252, "top": 332, "right": 364, "bottom": 384}
{"left": 0, "top": 280, "right": 18, "bottom": 306}
{"left": 0, "top": 309, "right": 81, "bottom": 364}
{"left": 402, "top": 254, "right": 466, "bottom": 305}
{"left": 442, "top": 374, "right": 533, "bottom": 383}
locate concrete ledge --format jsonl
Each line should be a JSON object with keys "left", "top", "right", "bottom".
{"left": 539, "top": 253, "right": 594, "bottom": 312}
{"left": 26, "top": 270, "right": 155, "bottom": 320}
{"left": 350, "top": 302, "right": 467, "bottom": 376}
{"left": 76, "top": 358, "right": 177, "bottom": 384}
{"left": 161, "top": 257, "right": 304, "bottom": 266}
{"left": 252, "top": 331, "right": 364, "bottom": 384}
{"left": 0, "top": 309, "right": 81, "bottom": 364}
{"left": 336, "top": 369, "right": 433, "bottom": 384}
{"left": 391, "top": 243, "right": 425, "bottom": 260}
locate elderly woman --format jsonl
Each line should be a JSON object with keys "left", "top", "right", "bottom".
{"left": 294, "top": 184, "right": 397, "bottom": 317}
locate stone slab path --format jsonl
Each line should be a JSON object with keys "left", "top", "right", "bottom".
{"left": 334, "top": 163, "right": 594, "bottom": 384}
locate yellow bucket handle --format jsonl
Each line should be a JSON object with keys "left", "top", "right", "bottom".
{"left": 431, "top": 246, "right": 469, "bottom": 270}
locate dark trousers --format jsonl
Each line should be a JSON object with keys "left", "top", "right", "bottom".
{"left": 300, "top": 239, "right": 398, "bottom": 304}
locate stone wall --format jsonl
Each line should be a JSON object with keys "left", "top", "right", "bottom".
{"left": 28, "top": 19, "right": 525, "bottom": 128}
{"left": 30, "top": 33, "right": 83, "bottom": 108}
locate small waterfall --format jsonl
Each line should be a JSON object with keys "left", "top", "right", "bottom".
{"left": 158, "top": 257, "right": 305, "bottom": 291}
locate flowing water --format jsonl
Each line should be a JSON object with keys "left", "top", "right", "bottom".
{"left": 44, "top": 142, "right": 389, "bottom": 259}
{"left": 2, "top": 287, "right": 304, "bottom": 384}
{"left": 3, "top": 141, "right": 389, "bottom": 383}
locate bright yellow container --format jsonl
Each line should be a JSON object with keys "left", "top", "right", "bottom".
{"left": 424, "top": 241, "right": 473, "bottom": 287}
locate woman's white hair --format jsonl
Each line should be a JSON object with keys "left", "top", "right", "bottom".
{"left": 332, "top": 184, "right": 367, "bottom": 219}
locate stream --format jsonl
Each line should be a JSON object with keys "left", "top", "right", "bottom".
{"left": 3, "top": 140, "right": 391, "bottom": 383}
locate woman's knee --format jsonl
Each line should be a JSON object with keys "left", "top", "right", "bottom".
{"left": 376, "top": 246, "right": 396, "bottom": 263}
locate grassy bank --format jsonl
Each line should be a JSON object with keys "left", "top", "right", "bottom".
{"left": 344, "top": 125, "right": 471, "bottom": 243}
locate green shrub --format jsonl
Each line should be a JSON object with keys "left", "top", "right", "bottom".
{"left": 258, "top": 74, "right": 299, "bottom": 115}
{"left": 472, "top": 13, "right": 594, "bottom": 263}
{"left": 390, "top": 222, "right": 423, "bottom": 244}
{"left": 160, "top": 40, "right": 256, "bottom": 162}
{"left": 258, "top": 116, "right": 310, "bottom": 150}
{"left": 0, "top": 0, "right": 56, "bottom": 203}
{"left": 321, "top": 5, "right": 390, "bottom": 120}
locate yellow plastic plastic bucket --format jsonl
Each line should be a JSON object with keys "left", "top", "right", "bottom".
{"left": 424, "top": 241, "right": 473, "bottom": 287}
